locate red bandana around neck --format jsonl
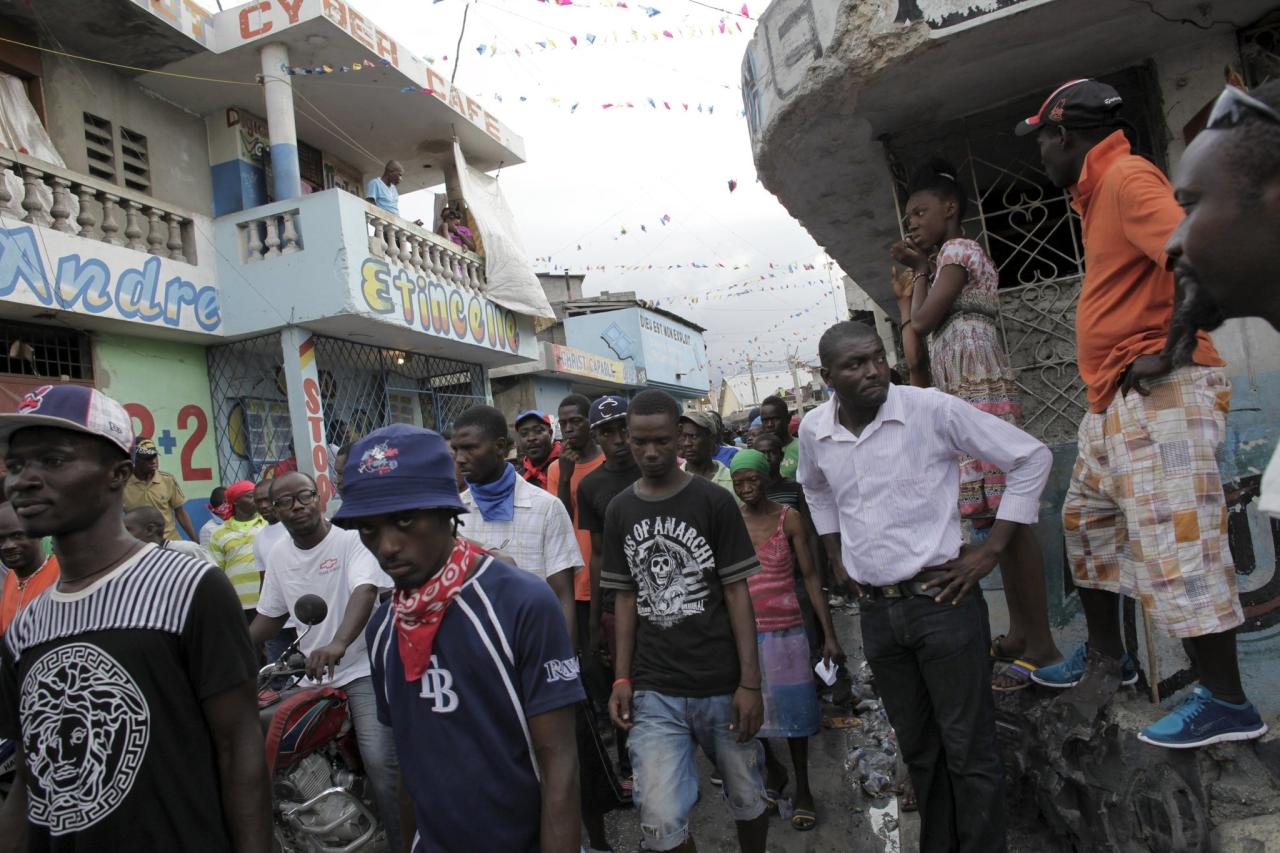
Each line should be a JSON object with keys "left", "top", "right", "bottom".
{"left": 393, "top": 538, "right": 484, "bottom": 681}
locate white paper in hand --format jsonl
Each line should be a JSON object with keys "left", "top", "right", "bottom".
{"left": 814, "top": 658, "right": 838, "bottom": 686}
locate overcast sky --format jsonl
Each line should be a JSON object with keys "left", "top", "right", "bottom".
{"left": 222, "top": 0, "right": 843, "bottom": 381}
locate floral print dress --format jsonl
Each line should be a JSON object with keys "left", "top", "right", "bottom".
{"left": 927, "top": 238, "right": 1024, "bottom": 521}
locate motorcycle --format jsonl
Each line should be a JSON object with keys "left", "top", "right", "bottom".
{"left": 259, "top": 594, "right": 383, "bottom": 853}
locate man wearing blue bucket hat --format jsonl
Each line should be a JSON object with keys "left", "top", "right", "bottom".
{"left": 336, "top": 423, "right": 583, "bottom": 853}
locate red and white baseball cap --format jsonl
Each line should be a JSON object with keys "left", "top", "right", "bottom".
{"left": 0, "top": 384, "right": 135, "bottom": 455}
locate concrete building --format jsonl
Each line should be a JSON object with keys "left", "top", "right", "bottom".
{"left": 0, "top": 0, "right": 544, "bottom": 527}
{"left": 744, "top": 0, "right": 1280, "bottom": 844}
{"left": 491, "top": 279, "right": 712, "bottom": 423}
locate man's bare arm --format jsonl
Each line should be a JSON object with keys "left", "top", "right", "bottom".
{"left": 530, "top": 705, "right": 580, "bottom": 853}
{"left": 204, "top": 680, "right": 273, "bottom": 853}
{"left": 0, "top": 745, "right": 28, "bottom": 853}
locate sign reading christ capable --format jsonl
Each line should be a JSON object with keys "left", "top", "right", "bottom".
{"left": 550, "top": 344, "right": 626, "bottom": 383}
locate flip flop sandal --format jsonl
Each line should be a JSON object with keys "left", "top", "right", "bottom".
{"left": 791, "top": 809, "right": 817, "bottom": 831}
{"left": 764, "top": 779, "right": 789, "bottom": 809}
{"left": 895, "top": 782, "right": 918, "bottom": 813}
{"left": 993, "top": 659, "right": 1038, "bottom": 693}
{"left": 990, "top": 634, "right": 1016, "bottom": 663}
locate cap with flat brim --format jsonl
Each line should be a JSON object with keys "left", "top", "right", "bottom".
{"left": 589, "top": 395, "right": 628, "bottom": 428}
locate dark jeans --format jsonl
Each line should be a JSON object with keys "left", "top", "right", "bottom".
{"left": 265, "top": 626, "right": 298, "bottom": 664}
{"left": 575, "top": 600, "right": 612, "bottom": 705}
{"left": 861, "top": 592, "right": 1006, "bottom": 853}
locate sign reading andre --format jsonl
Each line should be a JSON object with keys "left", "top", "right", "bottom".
{"left": 0, "top": 225, "right": 222, "bottom": 334}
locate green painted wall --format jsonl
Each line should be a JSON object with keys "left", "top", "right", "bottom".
{"left": 95, "top": 333, "right": 219, "bottom": 532}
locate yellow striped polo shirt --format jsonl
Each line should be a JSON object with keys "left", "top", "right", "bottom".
{"left": 209, "top": 516, "right": 268, "bottom": 609}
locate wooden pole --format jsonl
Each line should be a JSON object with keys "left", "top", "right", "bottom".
{"left": 1141, "top": 603, "right": 1160, "bottom": 704}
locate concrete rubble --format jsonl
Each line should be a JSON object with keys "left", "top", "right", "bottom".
{"left": 996, "top": 688, "right": 1280, "bottom": 852}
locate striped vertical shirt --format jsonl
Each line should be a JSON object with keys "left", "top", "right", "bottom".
{"left": 208, "top": 516, "right": 267, "bottom": 609}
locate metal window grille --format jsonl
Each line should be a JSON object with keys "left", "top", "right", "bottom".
{"left": 0, "top": 320, "right": 92, "bottom": 380}
{"left": 206, "top": 332, "right": 487, "bottom": 484}
{"left": 119, "top": 127, "right": 150, "bottom": 194}
{"left": 83, "top": 112, "right": 115, "bottom": 183}
{"left": 1240, "top": 9, "right": 1280, "bottom": 87}
{"left": 883, "top": 65, "right": 1163, "bottom": 446}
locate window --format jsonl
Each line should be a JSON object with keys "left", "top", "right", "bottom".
{"left": 83, "top": 112, "right": 115, "bottom": 182}
{"left": 83, "top": 114, "right": 152, "bottom": 193}
{"left": 882, "top": 63, "right": 1163, "bottom": 446}
{"left": 119, "top": 128, "right": 150, "bottom": 193}
{"left": 0, "top": 320, "right": 92, "bottom": 381}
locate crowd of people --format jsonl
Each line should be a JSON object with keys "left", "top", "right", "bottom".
{"left": 0, "top": 77, "right": 1276, "bottom": 853}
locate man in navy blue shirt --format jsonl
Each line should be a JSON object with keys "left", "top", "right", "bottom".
{"left": 335, "top": 423, "right": 583, "bottom": 853}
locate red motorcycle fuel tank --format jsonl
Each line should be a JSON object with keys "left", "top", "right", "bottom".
{"left": 263, "top": 686, "right": 349, "bottom": 774}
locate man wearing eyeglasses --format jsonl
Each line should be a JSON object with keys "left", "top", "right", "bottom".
{"left": 248, "top": 471, "right": 400, "bottom": 848}
{"left": 1020, "top": 79, "right": 1264, "bottom": 748}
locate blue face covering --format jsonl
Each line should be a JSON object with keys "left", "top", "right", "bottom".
{"left": 467, "top": 461, "right": 518, "bottom": 522}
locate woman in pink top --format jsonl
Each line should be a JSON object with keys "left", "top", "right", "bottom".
{"left": 731, "top": 450, "right": 843, "bottom": 833}
{"left": 437, "top": 206, "right": 477, "bottom": 252}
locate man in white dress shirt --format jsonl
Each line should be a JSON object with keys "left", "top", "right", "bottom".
{"left": 798, "top": 321, "right": 1051, "bottom": 853}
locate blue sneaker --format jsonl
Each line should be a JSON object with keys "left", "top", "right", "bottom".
{"left": 1029, "top": 643, "right": 1139, "bottom": 689}
{"left": 1138, "top": 686, "right": 1268, "bottom": 749}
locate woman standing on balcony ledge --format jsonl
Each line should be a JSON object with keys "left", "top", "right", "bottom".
{"left": 439, "top": 205, "right": 477, "bottom": 252}
{"left": 890, "top": 159, "right": 1064, "bottom": 692}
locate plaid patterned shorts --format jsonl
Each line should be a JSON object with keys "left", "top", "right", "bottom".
{"left": 1062, "top": 366, "right": 1242, "bottom": 638}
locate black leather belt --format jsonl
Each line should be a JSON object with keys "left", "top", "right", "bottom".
{"left": 856, "top": 569, "right": 947, "bottom": 600}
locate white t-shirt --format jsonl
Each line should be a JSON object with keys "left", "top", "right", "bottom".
{"left": 253, "top": 522, "right": 290, "bottom": 573}
{"left": 257, "top": 525, "right": 392, "bottom": 688}
{"left": 198, "top": 518, "right": 221, "bottom": 551}
{"left": 164, "top": 539, "right": 208, "bottom": 561}
{"left": 1260, "top": 445, "right": 1280, "bottom": 520}
{"left": 459, "top": 475, "right": 582, "bottom": 581}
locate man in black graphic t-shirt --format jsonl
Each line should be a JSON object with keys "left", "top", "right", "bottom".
{"left": 0, "top": 385, "right": 270, "bottom": 853}
{"left": 602, "top": 390, "right": 768, "bottom": 853}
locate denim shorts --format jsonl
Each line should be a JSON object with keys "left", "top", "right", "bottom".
{"left": 627, "top": 690, "right": 767, "bottom": 851}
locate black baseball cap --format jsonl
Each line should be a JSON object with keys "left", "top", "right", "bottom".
{"left": 589, "top": 395, "right": 628, "bottom": 428}
{"left": 1015, "top": 79, "right": 1124, "bottom": 136}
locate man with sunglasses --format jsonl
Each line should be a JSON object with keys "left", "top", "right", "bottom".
{"left": 248, "top": 471, "right": 401, "bottom": 847}
{"left": 1020, "top": 79, "right": 1264, "bottom": 747}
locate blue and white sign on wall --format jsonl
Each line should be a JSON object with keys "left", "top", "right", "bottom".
{"left": 0, "top": 225, "right": 221, "bottom": 334}
{"left": 564, "top": 306, "right": 709, "bottom": 396}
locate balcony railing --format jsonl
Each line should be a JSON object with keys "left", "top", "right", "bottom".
{"left": 365, "top": 207, "right": 486, "bottom": 293}
{"left": 0, "top": 149, "right": 198, "bottom": 264}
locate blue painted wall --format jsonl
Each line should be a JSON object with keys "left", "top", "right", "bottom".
{"left": 564, "top": 306, "right": 710, "bottom": 398}
{"left": 210, "top": 159, "right": 266, "bottom": 216}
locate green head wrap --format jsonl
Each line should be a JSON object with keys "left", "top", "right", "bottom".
{"left": 729, "top": 449, "right": 770, "bottom": 477}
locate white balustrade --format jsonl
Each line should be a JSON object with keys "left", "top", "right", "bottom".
{"left": 0, "top": 150, "right": 198, "bottom": 263}
{"left": 364, "top": 208, "right": 486, "bottom": 291}
{"left": 237, "top": 209, "right": 303, "bottom": 263}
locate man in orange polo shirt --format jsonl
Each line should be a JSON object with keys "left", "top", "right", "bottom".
{"left": 1020, "top": 79, "right": 1265, "bottom": 748}
{"left": 0, "top": 502, "right": 58, "bottom": 635}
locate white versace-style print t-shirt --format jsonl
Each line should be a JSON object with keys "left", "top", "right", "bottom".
{"left": 0, "top": 544, "right": 257, "bottom": 851}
